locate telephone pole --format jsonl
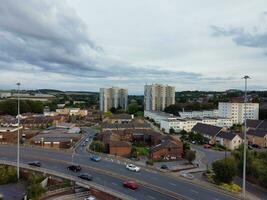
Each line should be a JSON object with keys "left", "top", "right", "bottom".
{"left": 16, "top": 82, "right": 21, "bottom": 180}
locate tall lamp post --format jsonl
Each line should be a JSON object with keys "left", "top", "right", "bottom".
{"left": 16, "top": 82, "right": 21, "bottom": 180}
{"left": 242, "top": 75, "right": 250, "bottom": 199}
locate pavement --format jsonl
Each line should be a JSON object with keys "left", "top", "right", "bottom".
{"left": 0, "top": 128, "right": 249, "bottom": 200}
{"left": 0, "top": 181, "right": 26, "bottom": 200}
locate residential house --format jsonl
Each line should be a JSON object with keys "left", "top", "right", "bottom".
{"left": 247, "top": 129, "right": 267, "bottom": 148}
{"left": 192, "top": 123, "right": 223, "bottom": 144}
{"left": 216, "top": 132, "right": 243, "bottom": 150}
{"left": 150, "top": 136, "right": 183, "bottom": 161}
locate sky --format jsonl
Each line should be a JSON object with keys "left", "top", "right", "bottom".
{"left": 0, "top": 0, "right": 267, "bottom": 94}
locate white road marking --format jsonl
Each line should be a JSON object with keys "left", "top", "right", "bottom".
{"left": 190, "top": 189, "right": 199, "bottom": 194}
{"left": 169, "top": 182, "right": 176, "bottom": 186}
{"left": 147, "top": 195, "right": 156, "bottom": 200}
{"left": 111, "top": 182, "right": 118, "bottom": 186}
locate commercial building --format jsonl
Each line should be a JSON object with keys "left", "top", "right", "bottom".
{"left": 160, "top": 117, "right": 232, "bottom": 134}
{"left": 144, "top": 111, "right": 178, "bottom": 124}
{"left": 144, "top": 84, "right": 175, "bottom": 111}
{"left": 0, "top": 92, "right": 11, "bottom": 99}
{"left": 179, "top": 109, "right": 218, "bottom": 119}
{"left": 99, "top": 87, "right": 128, "bottom": 112}
{"left": 218, "top": 101, "right": 259, "bottom": 124}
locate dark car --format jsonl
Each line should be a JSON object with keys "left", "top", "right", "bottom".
{"left": 90, "top": 155, "right": 101, "bottom": 162}
{"left": 160, "top": 164, "right": 168, "bottom": 170}
{"left": 78, "top": 173, "right": 93, "bottom": 181}
{"left": 123, "top": 180, "right": 138, "bottom": 190}
{"left": 67, "top": 165, "right": 81, "bottom": 172}
{"left": 251, "top": 144, "right": 261, "bottom": 149}
{"left": 28, "top": 161, "right": 41, "bottom": 167}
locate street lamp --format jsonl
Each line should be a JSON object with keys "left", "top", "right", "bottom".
{"left": 242, "top": 75, "right": 250, "bottom": 199}
{"left": 16, "top": 82, "right": 21, "bottom": 180}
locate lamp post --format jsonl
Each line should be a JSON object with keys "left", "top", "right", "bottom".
{"left": 242, "top": 75, "right": 250, "bottom": 199}
{"left": 16, "top": 82, "right": 21, "bottom": 180}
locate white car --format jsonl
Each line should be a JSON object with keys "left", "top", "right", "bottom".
{"left": 84, "top": 196, "right": 96, "bottom": 200}
{"left": 126, "top": 164, "right": 140, "bottom": 172}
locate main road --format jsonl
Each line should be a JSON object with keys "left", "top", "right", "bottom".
{"left": 0, "top": 128, "right": 240, "bottom": 200}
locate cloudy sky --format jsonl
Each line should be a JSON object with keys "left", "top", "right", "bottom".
{"left": 0, "top": 0, "right": 267, "bottom": 94}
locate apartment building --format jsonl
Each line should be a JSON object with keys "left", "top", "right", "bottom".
{"left": 179, "top": 109, "right": 218, "bottom": 119}
{"left": 218, "top": 102, "right": 259, "bottom": 124}
{"left": 144, "top": 84, "right": 175, "bottom": 111}
{"left": 99, "top": 87, "right": 128, "bottom": 112}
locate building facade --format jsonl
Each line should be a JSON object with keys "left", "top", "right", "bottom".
{"left": 179, "top": 109, "right": 218, "bottom": 119}
{"left": 100, "top": 87, "right": 128, "bottom": 112}
{"left": 218, "top": 102, "right": 259, "bottom": 124}
{"left": 144, "top": 84, "right": 175, "bottom": 111}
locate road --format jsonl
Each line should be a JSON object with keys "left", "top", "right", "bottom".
{"left": 0, "top": 128, "right": 240, "bottom": 200}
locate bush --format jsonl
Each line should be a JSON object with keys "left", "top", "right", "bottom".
{"left": 219, "top": 183, "right": 241, "bottom": 193}
{"left": 146, "top": 160, "right": 154, "bottom": 166}
{"left": 0, "top": 165, "right": 17, "bottom": 184}
{"left": 212, "top": 157, "right": 236, "bottom": 184}
{"left": 185, "top": 150, "right": 196, "bottom": 164}
{"left": 90, "top": 140, "right": 106, "bottom": 153}
{"left": 27, "top": 183, "right": 46, "bottom": 200}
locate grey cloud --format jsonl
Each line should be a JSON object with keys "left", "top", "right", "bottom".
{"left": 210, "top": 24, "right": 267, "bottom": 49}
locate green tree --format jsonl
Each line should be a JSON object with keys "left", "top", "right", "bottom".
{"left": 183, "top": 142, "right": 191, "bottom": 154}
{"left": 185, "top": 150, "right": 196, "bottom": 164}
{"left": 212, "top": 157, "right": 237, "bottom": 184}
{"left": 90, "top": 141, "right": 105, "bottom": 153}
{"left": 164, "top": 104, "right": 181, "bottom": 116}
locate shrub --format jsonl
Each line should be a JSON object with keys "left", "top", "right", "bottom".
{"left": 219, "top": 183, "right": 241, "bottom": 193}
{"left": 0, "top": 165, "right": 17, "bottom": 184}
{"left": 212, "top": 157, "right": 236, "bottom": 184}
{"left": 185, "top": 150, "right": 196, "bottom": 164}
{"left": 146, "top": 160, "right": 154, "bottom": 166}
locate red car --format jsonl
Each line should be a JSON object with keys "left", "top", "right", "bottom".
{"left": 123, "top": 181, "right": 138, "bottom": 190}
{"left": 203, "top": 144, "right": 212, "bottom": 149}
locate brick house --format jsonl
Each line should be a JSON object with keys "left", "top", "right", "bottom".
{"left": 247, "top": 129, "right": 267, "bottom": 148}
{"left": 150, "top": 136, "right": 183, "bottom": 161}
{"left": 109, "top": 140, "right": 132, "bottom": 156}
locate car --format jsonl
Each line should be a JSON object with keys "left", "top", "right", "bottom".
{"left": 90, "top": 155, "right": 101, "bottom": 162}
{"left": 84, "top": 196, "right": 96, "bottom": 200}
{"left": 67, "top": 165, "right": 81, "bottom": 172}
{"left": 85, "top": 138, "right": 89, "bottom": 142}
{"left": 28, "top": 161, "right": 41, "bottom": 167}
{"left": 191, "top": 140, "right": 196, "bottom": 144}
{"left": 203, "top": 144, "right": 212, "bottom": 149}
{"left": 251, "top": 144, "right": 261, "bottom": 149}
{"left": 126, "top": 164, "right": 140, "bottom": 172}
{"left": 82, "top": 142, "right": 86, "bottom": 146}
{"left": 248, "top": 145, "right": 253, "bottom": 150}
{"left": 123, "top": 180, "right": 138, "bottom": 190}
{"left": 78, "top": 173, "right": 93, "bottom": 181}
{"left": 160, "top": 164, "right": 169, "bottom": 170}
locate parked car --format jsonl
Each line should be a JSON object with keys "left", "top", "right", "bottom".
{"left": 126, "top": 164, "right": 140, "bottom": 172}
{"left": 248, "top": 145, "right": 253, "bottom": 150}
{"left": 123, "top": 180, "right": 138, "bottom": 190}
{"left": 85, "top": 138, "right": 89, "bottom": 142}
{"left": 82, "top": 142, "right": 86, "bottom": 146}
{"left": 28, "top": 161, "right": 41, "bottom": 167}
{"left": 84, "top": 196, "right": 96, "bottom": 200}
{"left": 67, "top": 165, "right": 81, "bottom": 172}
{"left": 203, "top": 144, "right": 212, "bottom": 149}
{"left": 160, "top": 164, "right": 169, "bottom": 170}
{"left": 90, "top": 154, "right": 101, "bottom": 162}
{"left": 251, "top": 144, "right": 261, "bottom": 149}
{"left": 78, "top": 173, "right": 93, "bottom": 181}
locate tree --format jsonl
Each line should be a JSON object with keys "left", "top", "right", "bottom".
{"left": 127, "top": 102, "right": 139, "bottom": 114}
{"left": 90, "top": 141, "right": 105, "bottom": 153}
{"left": 185, "top": 150, "right": 196, "bottom": 164}
{"left": 169, "top": 128, "right": 175, "bottom": 134}
{"left": 103, "top": 111, "right": 112, "bottom": 118}
{"left": 164, "top": 104, "right": 181, "bottom": 116}
{"left": 212, "top": 157, "right": 237, "bottom": 184}
{"left": 183, "top": 142, "right": 191, "bottom": 154}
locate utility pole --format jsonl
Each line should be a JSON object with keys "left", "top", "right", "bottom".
{"left": 16, "top": 82, "right": 21, "bottom": 180}
{"left": 242, "top": 75, "right": 250, "bottom": 199}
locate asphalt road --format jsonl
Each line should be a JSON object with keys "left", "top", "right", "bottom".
{"left": 0, "top": 128, "right": 240, "bottom": 200}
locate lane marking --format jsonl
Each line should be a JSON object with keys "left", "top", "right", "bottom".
{"left": 169, "top": 182, "right": 176, "bottom": 186}
{"left": 190, "top": 189, "right": 199, "bottom": 194}
{"left": 147, "top": 195, "right": 156, "bottom": 200}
